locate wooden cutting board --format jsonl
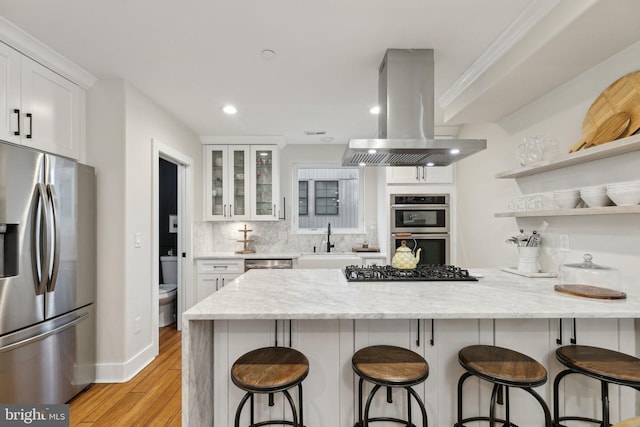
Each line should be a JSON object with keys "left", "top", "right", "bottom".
{"left": 352, "top": 247, "right": 380, "bottom": 252}
{"left": 554, "top": 284, "right": 627, "bottom": 300}
{"left": 584, "top": 111, "right": 631, "bottom": 148}
{"left": 570, "top": 70, "right": 640, "bottom": 153}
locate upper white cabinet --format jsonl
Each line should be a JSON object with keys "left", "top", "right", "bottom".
{"left": 204, "top": 145, "right": 251, "bottom": 221}
{"left": 251, "top": 145, "right": 280, "bottom": 220}
{"left": 387, "top": 165, "right": 454, "bottom": 184}
{"left": 0, "top": 42, "right": 81, "bottom": 159}
{"left": 204, "top": 144, "right": 280, "bottom": 221}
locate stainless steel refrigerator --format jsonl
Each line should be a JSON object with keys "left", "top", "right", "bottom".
{"left": 0, "top": 141, "right": 96, "bottom": 404}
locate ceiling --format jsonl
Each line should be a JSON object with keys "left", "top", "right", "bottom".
{"left": 0, "top": 0, "right": 605, "bottom": 145}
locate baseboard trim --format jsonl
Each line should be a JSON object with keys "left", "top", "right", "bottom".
{"left": 94, "top": 343, "right": 156, "bottom": 383}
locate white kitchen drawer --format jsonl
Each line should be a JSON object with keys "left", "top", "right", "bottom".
{"left": 196, "top": 259, "right": 244, "bottom": 274}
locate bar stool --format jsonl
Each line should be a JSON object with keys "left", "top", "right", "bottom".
{"left": 231, "top": 346, "right": 309, "bottom": 427}
{"left": 352, "top": 344, "right": 429, "bottom": 427}
{"left": 554, "top": 345, "right": 640, "bottom": 427}
{"left": 455, "top": 344, "right": 552, "bottom": 427}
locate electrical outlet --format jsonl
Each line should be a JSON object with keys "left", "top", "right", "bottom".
{"left": 134, "top": 316, "right": 142, "bottom": 334}
{"left": 559, "top": 234, "right": 570, "bottom": 252}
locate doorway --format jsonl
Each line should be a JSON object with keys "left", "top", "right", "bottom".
{"left": 152, "top": 139, "right": 193, "bottom": 356}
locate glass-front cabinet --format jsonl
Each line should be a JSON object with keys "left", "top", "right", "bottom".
{"left": 204, "top": 144, "right": 279, "bottom": 221}
{"left": 204, "top": 145, "right": 250, "bottom": 221}
{"left": 251, "top": 145, "right": 280, "bottom": 220}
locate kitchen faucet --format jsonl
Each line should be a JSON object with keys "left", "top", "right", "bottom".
{"left": 326, "top": 223, "right": 335, "bottom": 253}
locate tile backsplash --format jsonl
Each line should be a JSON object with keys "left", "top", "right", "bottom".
{"left": 193, "top": 220, "right": 379, "bottom": 256}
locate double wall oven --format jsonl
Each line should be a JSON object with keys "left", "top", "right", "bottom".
{"left": 390, "top": 194, "right": 450, "bottom": 266}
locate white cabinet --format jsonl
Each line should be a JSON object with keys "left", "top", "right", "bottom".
{"left": 387, "top": 165, "right": 454, "bottom": 184}
{"left": 204, "top": 144, "right": 280, "bottom": 221}
{"left": 204, "top": 145, "right": 251, "bottom": 221}
{"left": 251, "top": 145, "right": 280, "bottom": 220}
{"left": 0, "top": 42, "right": 81, "bottom": 159}
{"left": 287, "top": 319, "right": 354, "bottom": 427}
{"left": 195, "top": 259, "right": 243, "bottom": 303}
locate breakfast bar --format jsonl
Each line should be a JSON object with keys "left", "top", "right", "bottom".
{"left": 182, "top": 268, "right": 640, "bottom": 426}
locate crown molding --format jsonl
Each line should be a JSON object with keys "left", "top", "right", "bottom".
{"left": 0, "top": 16, "right": 97, "bottom": 89}
{"left": 438, "top": 0, "right": 562, "bottom": 109}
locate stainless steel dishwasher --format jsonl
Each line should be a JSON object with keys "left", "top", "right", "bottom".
{"left": 244, "top": 259, "right": 293, "bottom": 272}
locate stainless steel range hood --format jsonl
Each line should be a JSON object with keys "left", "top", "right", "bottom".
{"left": 342, "top": 49, "right": 486, "bottom": 167}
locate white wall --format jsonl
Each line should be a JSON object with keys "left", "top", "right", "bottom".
{"left": 87, "top": 79, "right": 202, "bottom": 381}
{"left": 457, "top": 39, "right": 640, "bottom": 293}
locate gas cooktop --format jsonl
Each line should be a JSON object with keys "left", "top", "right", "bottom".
{"left": 344, "top": 265, "right": 478, "bottom": 282}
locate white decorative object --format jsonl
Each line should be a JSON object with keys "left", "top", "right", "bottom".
{"left": 517, "top": 246, "right": 539, "bottom": 273}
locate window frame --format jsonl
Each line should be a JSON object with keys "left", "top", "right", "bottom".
{"left": 291, "top": 162, "right": 366, "bottom": 235}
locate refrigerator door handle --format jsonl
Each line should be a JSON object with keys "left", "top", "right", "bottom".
{"left": 46, "top": 184, "right": 60, "bottom": 292}
{"left": 0, "top": 312, "right": 89, "bottom": 353}
{"left": 32, "top": 184, "right": 49, "bottom": 295}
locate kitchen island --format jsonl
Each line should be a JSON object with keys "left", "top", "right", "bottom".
{"left": 182, "top": 268, "right": 639, "bottom": 426}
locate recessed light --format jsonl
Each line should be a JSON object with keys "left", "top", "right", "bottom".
{"left": 359, "top": 162, "right": 366, "bottom": 166}
{"left": 222, "top": 105, "right": 237, "bottom": 115}
{"left": 426, "top": 162, "right": 435, "bottom": 167}
{"left": 261, "top": 49, "right": 276, "bottom": 59}
{"left": 370, "top": 106, "right": 381, "bottom": 115}
{"left": 450, "top": 148, "right": 460, "bottom": 155}
{"left": 368, "top": 149, "right": 377, "bottom": 154}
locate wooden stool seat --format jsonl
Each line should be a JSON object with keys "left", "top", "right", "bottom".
{"left": 231, "top": 346, "right": 309, "bottom": 393}
{"left": 458, "top": 344, "right": 547, "bottom": 387}
{"left": 352, "top": 345, "right": 429, "bottom": 427}
{"left": 553, "top": 345, "right": 640, "bottom": 427}
{"left": 455, "top": 345, "right": 551, "bottom": 427}
{"left": 556, "top": 345, "right": 640, "bottom": 387}
{"left": 352, "top": 344, "right": 429, "bottom": 387}
{"left": 231, "top": 346, "right": 309, "bottom": 427}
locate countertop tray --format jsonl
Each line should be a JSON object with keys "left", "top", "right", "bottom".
{"left": 500, "top": 267, "right": 557, "bottom": 278}
{"left": 554, "top": 284, "right": 627, "bottom": 300}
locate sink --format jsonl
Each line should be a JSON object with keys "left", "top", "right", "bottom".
{"left": 297, "top": 253, "right": 361, "bottom": 269}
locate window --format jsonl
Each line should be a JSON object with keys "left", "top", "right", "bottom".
{"left": 314, "top": 180, "right": 338, "bottom": 215}
{"left": 298, "top": 180, "right": 308, "bottom": 216}
{"left": 292, "top": 163, "right": 364, "bottom": 234}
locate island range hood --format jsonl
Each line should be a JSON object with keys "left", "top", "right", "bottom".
{"left": 342, "top": 49, "right": 486, "bottom": 167}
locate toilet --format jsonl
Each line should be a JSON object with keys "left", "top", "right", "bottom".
{"left": 159, "top": 255, "right": 178, "bottom": 327}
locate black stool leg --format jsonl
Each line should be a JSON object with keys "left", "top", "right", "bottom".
{"left": 298, "top": 383, "right": 304, "bottom": 427}
{"left": 282, "top": 389, "right": 299, "bottom": 427}
{"left": 456, "top": 372, "right": 473, "bottom": 427}
{"left": 489, "top": 383, "right": 500, "bottom": 427}
{"left": 235, "top": 391, "right": 252, "bottom": 427}
{"left": 363, "top": 384, "right": 382, "bottom": 427}
{"left": 601, "top": 380, "right": 609, "bottom": 427}
{"left": 356, "top": 377, "right": 364, "bottom": 427}
{"left": 523, "top": 387, "right": 553, "bottom": 427}
{"left": 405, "top": 385, "right": 428, "bottom": 427}
{"left": 553, "top": 369, "right": 573, "bottom": 426}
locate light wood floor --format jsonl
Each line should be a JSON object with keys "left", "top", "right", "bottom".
{"left": 68, "top": 325, "right": 182, "bottom": 426}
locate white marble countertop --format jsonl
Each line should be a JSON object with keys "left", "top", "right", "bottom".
{"left": 193, "top": 251, "right": 387, "bottom": 260}
{"left": 183, "top": 268, "right": 639, "bottom": 320}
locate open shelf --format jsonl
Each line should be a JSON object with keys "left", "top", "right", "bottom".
{"left": 495, "top": 134, "right": 640, "bottom": 179}
{"left": 495, "top": 205, "right": 640, "bottom": 218}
